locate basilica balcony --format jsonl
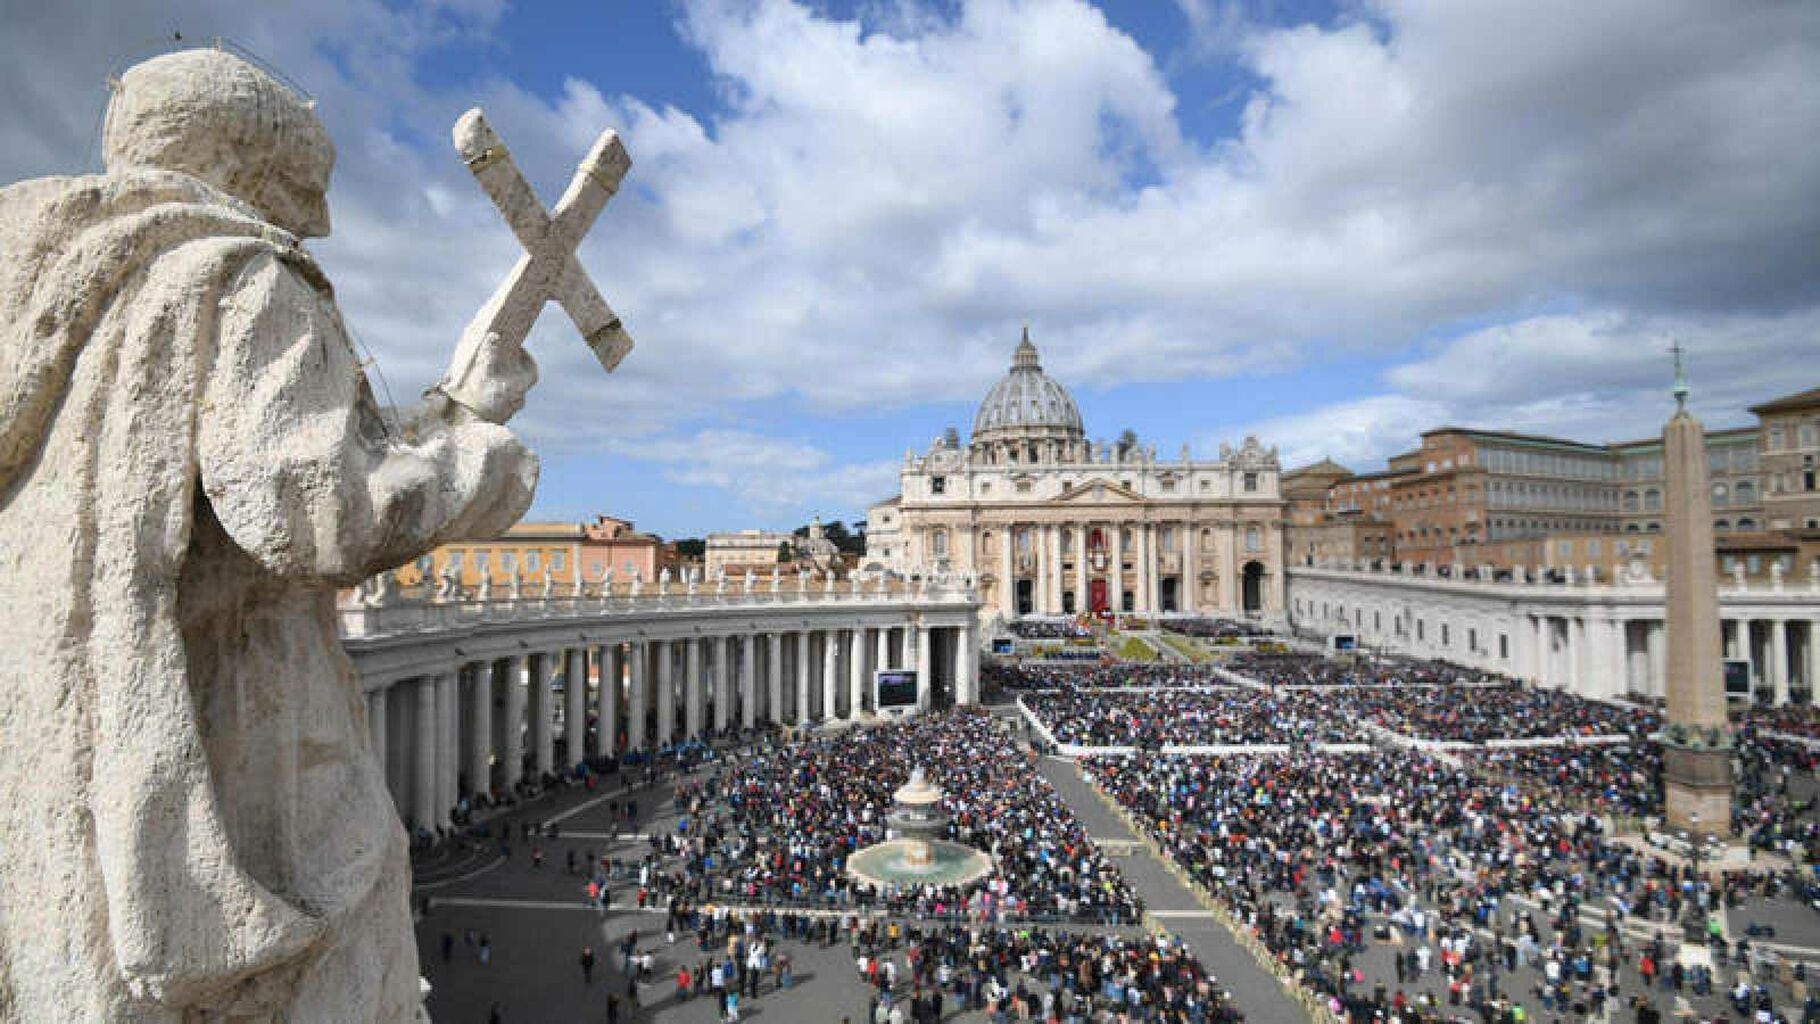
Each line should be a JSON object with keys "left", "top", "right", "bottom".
{"left": 1159, "top": 553, "right": 1182, "bottom": 575}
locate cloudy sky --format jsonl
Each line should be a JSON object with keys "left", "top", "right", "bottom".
{"left": 6, "top": 0, "right": 1817, "bottom": 537}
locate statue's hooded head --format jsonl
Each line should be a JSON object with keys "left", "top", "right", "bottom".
{"left": 103, "top": 48, "right": 334, "bottom": 238}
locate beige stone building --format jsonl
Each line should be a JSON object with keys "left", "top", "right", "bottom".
{"left": 864, "top": 332, "right": 1287, "bottom": 620}
{"left": 1754, "top": 387, "right": 1820, "bottom": 533}
{"left": 705, "top": 529, "right": 793, "bottom": 577}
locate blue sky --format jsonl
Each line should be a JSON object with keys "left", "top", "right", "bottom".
{"left": 7, "top": 0, "right": 1818, "bottom": 538}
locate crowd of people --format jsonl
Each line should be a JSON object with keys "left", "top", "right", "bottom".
{"left": 659, "top": 708, "right": 1145, "bottom": 924}
{"left": 1327, "top": 686, "right": 1661, "bottom": 743}
{"left": 1224, "top": 653, "right": 1503, "bottom": 689}
{"left": 857, "top": 921, "right": 1244, "bottom": 1023}
{"left": 1462, "top": 745, "right": 1663, "bottom": 818}
{"left": 1006, "top": 619, "right": 1098, "bottom": 640}
{"left": 1081, "top": 750, "right": 1804, "bottom": 1023}
{"left": 986, "top": 662, "right": 1237, "bottom": 692}
{"left": 1162, "top": 618, "right": 1270, "bottom": 641}
{"left": 1024, "top": 689, "right": 1367, "bottom": 747}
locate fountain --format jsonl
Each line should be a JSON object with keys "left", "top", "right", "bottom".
{"left": 845, "top": 767, "right": 994, "bottom": 888}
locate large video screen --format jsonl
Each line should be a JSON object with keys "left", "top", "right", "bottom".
{"left": 1724, "top": 659, "right": 1751, "bottom": 700}
{"left": 875, "top": 670, "right": 919, "bottom": 708}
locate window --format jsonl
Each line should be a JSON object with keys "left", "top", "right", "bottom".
{"left": 447, "top": 550, "right": 465, "bottom": 573}
{"left": 1245, "top": 526, "right": 1261, "bottom": 552}
{"left": 1644, "top": 489, "right": 1661, "bottom": 512}
{"left": 1161, "top": 478, "right": 1176, "bottom": 494}
{"left": 1737, "top": 518, "right": 1756, "bottom": 531}
{"left": 1015, "top": 480, "right": 1032, "bottom": 494}
{"left": 1243, "top": 472, "right": 1259, "bottom": 493}
{"left": 980, "top": 482, "right": 991, "bottom": 495}
{"left": 931, "top": 529, "right": 949, "bottom": 558}
{"left": 1499, "top": 634, "right": 1509, "bottom": 660}
{"left": 1712, "top": 483, "right": 1728, "bottom": 506}
{"left": 1714, "top": 520, "right": 1730, "bottom": 532}
{"left": 1747, "top": 555, "right": 1762, "bottom": 574}
{"left": 1769, "top": 426, "right": 1785, "bottom": 450}
{"left": 500, "top": 551, "right": 517, "bottom": 573}
{"left": 550, "top": 552, "right": 565, "bottom": 572}
{"left": 930, "top": 476, "right": 947, "bottom": 495}
{"left": 475, "top": 550, "right": 491, "bottom": 574}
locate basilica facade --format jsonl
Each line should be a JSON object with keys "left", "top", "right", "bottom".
{"left": 864, "top": 332, "right": 1287, "bottom": 621}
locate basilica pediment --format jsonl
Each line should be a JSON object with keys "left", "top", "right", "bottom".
{"left": 1056, "top": 478, "right": 1144, "bottom": 503}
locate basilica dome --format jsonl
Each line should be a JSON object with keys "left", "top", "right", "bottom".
{"left": 971, "top": 329, "right": 1085, "bottom": 445}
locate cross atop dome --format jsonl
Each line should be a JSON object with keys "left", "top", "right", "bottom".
{"left": 1013, "top": 324, "right": 1041, "bottom": 369}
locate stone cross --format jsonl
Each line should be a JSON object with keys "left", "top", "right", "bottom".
{"left": 434, "top": 109, "right": 633, "bottom": 418}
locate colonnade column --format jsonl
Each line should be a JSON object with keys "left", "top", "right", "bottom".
{"left": 530, "top": 653, "right": 554, "bottom": 778}
{"left": 796, "top": 631, "right": 812, "bottom": 725}
{"left": 437, "top": 671, "right": 458, "bottom": 827}
{"left": 655, "top": 640, "right": 675, "bottom": 747}
{"left": 915, "top": 623, "right": 932, "bottom": 709}
{"left": 627, "top": 641, "right": 649, "bottom": 752}
{"left": 682, "top": 637, "right": 702, "bottom": 740}
{"left": 502, "top": 655, "right": 528, "bottom": 788}
{"left": 876, "top": 627, "right": 891, "bottom": 672}
{"left": 767, "top": 633, "right": 785, "bottom": 724}
{"left": 740, "top": 634, "right": 757, "bottom": 730}
{"left": 594, "top": 644, "right": 618, "bottom": 758}
{"left": 412, "top": 676, "right": 439, "bottom": 830}
{"left": 822, "top": 631, "right": 839, "bottom": 720}
{"left": 565, "top": 648, "right": 586, "bottom": 770}
{"left": 713, "top": 636, "right": 730, "bottom": 734}
{"left": 469, "top": 662, "right": 493, "bottom": 798}
{"left": 849, "top": 627, "right": 868, "bottom": 719}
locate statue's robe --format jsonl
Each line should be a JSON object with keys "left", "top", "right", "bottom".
{"left": 0, "top": 169, "right": 535, "bottom": 1021}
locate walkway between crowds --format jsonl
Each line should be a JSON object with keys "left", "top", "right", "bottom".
{"left": 1033, "top": 752, "right": 1309, "bottom": 1023}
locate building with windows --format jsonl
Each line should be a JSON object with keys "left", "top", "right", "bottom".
{"left": 1286, "top": 384, "right": 1817, "bottom": 578}
{"left": 394, "top": 514, "right": 675, "bottom": 590}
{"left": 864, "top": 331, "right": 1287, "bottom": 620}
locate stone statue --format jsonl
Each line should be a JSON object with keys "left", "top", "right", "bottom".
{"left": 0, "top": 48, "right": 631, "bottom": 1020}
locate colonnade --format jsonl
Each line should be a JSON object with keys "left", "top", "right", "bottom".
{"left": 1287, "top": 565, "right": 1820, "bottom": 704}
{"left": 359, "top": 619, "right": 978, "bottom": 831}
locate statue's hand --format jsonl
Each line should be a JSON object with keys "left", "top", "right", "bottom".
{"left": 441, "top": 330, "right": 538, "bottom": 426}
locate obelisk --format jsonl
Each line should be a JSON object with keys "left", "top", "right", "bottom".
{"left": 1660, "top": 343, "right": 1732, "bottom": 835}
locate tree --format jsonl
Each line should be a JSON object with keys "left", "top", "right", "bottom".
{"left": 672, "top": 537, "right": 705, "bottom": 559}
{"left": 1116, "top": 428, "right": 1138, "bottom": 457}
{"left": 775, "top": 541, "right": 793, "bottom": 563}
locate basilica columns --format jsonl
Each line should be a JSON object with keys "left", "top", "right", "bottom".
{"left": 1181, "top": 520, "right": 1197, "bottom": 614}
{"left": 849, "top": 627, "right": 868, "bottom": 719}
{"left": 822, "top": 631, "right": 839, "bottom": 719}
{"left": 1074, "top": 526, "right": 1088, "bottom": 613}
{"left": 1047, "top": 525, "right": 1064, "bottom": 614}
{"left": 1000, "top": 525, "right": 1016, "bottom": 618}
{"left": 1109, "top": 526, "right": 1125, "bottom": 613}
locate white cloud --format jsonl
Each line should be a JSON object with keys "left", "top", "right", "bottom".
{"left": 1229, "top": 393, "right": 1450, "bottom": 470}
{"left": 609, "top": 429, "right": 901, "bottom": 514}
{"left": 6, "top": 0, "right": 1819, "bottom": 527}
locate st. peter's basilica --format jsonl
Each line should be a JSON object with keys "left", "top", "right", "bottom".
{"left": 864, "top": 331, "right": 1287, "bottom": 621}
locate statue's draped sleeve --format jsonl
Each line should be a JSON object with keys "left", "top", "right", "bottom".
{"left": 197, "top": 251, "right": 536, "bottom": 582}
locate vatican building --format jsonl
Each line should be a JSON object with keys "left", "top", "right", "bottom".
{"left": 865, "top": 331, "right": 1288, "bottom": 621}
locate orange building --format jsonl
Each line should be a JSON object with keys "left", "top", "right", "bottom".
{"left": 394, "top": 514, "right": 675, "bottom": 590}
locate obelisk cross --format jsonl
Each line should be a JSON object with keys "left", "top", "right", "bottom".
{"left": 434, "top": 107, "right": 634, "bottom": 420}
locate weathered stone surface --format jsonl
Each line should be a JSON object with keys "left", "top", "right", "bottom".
{"left": 0, "top": 49, "right": 539, "bottom": 1021}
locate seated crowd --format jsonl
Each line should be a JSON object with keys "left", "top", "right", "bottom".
{"left": 1161, "top": 618, "right": 1271, "bottom": 641}
{"left": 1082, "top": 751, "right": 1797, "bottom": 1023}
{"left": 1005, "top": 619, "right": 1097, "bottom": 640}
{"left": 985, "top": 662, "right": 1236, "bottom": 692}
{"left": 1024, "top": 689, "right": 1367, "bottom": 747}
{"left": 1225, "top": 653, "right": 1503, "bottom": 688}
{"left": 1326, "top": 686, "right": 1660, "bottom": 743}
{"left": 666, "top": 708, "right": 1144, "bottom": 924}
